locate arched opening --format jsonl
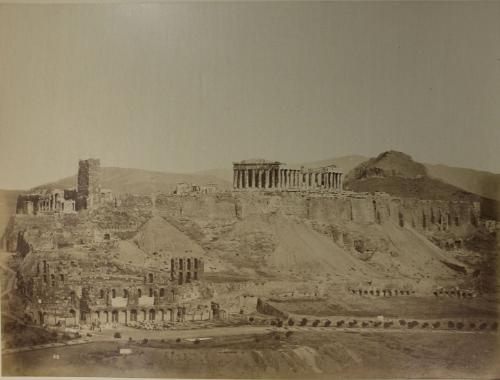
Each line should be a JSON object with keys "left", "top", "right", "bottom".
{"left": 186, "top": 272, "right": 191, "bottom": 283}
{"left": 104, "top": 311, "right": 109, "bottom": 323}
{"left": 38, "top": 311, "right": 44, "bottom": 325}
{"left": 178, "top": 272, "right": 183, "bottom": 285}
{"left": 187, "top": 258, "right": 191, "bottom": 270}
{"left": 137, "top": 289, "right": 142, "bottom": 297}
{"left": 422, "top": 213, "right": 427, "bottom": 229}
{"left": 141, "top": 310, "right": 147, "bottom": 321}
{"left": 59, "top": 274, "right": 64, "bottom": 282}
{"left": 398, "top": 212, "right": 404, "bottom": 227}
{"left": 69, "top": 309, "right": 76, "bottom": 323}
{"left": 111, "top": 289, "right": 116, "bottom": 298}
{"left": 248, "top": 169, "right": 253, "bottom": 187}
{"left": 37, "top": 263, "right": 40, "bottom": 275}
{"left": 179, "top": 259, "right": 184, "bottom": 270}
{"left": 194, "top": 258, "right": 198, "bottom": 269}
{"left": 148, "top": 273, "right": 154, "bottom": 283}
{"left": 43, "top": 260, "right": 47, "bottom": 273}
{"left": 111, "top": 310, "right": 119, "bottom": 323}
{"left": 149, "top": 288, "right": 153, "bottom": 297}
{"left": 160, "top": 288, "right": 165, "bottom": 297}
{"left": 50, "top": 274, "right": 56, "bottom": 287}
{"left": 149, "top": 309, "right": 156, "bottom": 321}
{"left": 130, "top": 309, "right": 137, "bottom": 321}
{"left": 123, "top": 289, "right": 129, "bottom": 298}
{"left": 100, "top": 289, "right": 105, "bottom": 299}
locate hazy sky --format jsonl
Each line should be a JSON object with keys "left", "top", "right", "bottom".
{"left": 1, "top": 2, "right": 499, "bottom": 189}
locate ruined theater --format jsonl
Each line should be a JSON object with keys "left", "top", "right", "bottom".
{"left": 3, "top": 155, "right": 490, "bottom": 331}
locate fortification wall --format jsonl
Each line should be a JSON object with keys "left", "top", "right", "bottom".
{"left": 155, "top": 192, "right": 479, "bottom": 235}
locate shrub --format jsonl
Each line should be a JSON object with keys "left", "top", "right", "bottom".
{"left": 491, "top": 322, "right": 498, "bottom": 330}
{"left": 300, "top": 318, "right": 308, "bottom": 326}
{"left": 422, "top": 322, "right": 429, "bottom": 328}
{"left": 288, "top": 318, "right": 295, "bottom": 326}
{"left": 448, "top": 321, "right": 455, "bottom": 329}
{"left": 255, "top": 337, "right": 260, "bottom": 343}
{"left": 479, "top": 323, "right": 487, "bottom": 330}
{"left": 456, "top": 322, "right": 464, "bottom": 329}
{"left": 129, "top": 337, "right": 133, "bottom": 342}
{"left": 361, "top": 321, "right": 369, "bottom": 328}
{"left": 336, "top": 320, "right": 345, "bottom": 327}
{"left": 312, "top": 320, "right": 320, "bottom": 327}
{"left": 176, "top": 338, "right": 181, "bottom": 343}
{"left": 285, "top": 331, "right": 293, "bottom": 338}
{"left": 114, "top": 332, "right": 122, "bottom": 339}
{"left": 399, "top": 319, "right": 407, "bottom": 326}
{"left": 270, "top": 320, "right": 276, "bottom": 326}
{"left": 383, "top": 322, "right": 392, "bottom": 328}
{"left": 276, "top": 319, "right": 283, "bottom": 328}
{"left": 142, "top": 338, "right": 148, "bottom": 344}
{"left": 74, "top": 332, "right": 81, "bottom": 339}
{"left": 248, "top": 317, "right": 254, "bottom": 323}
{"left": 408, "top": 321, "right": 418, "bottom": 328}
{"left": 87, "top": 333, "right": 92, "bottom": 337}
{"left": 432, "top": 322, "right": 441, "bottom": 329}
{"left": 469, "top": 323, "right": 476, "bottom": 329}
{"left": 324, "top": 320, "right": 331, "bottom": 327}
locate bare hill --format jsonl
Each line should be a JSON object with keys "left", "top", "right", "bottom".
{"left": 425, "top": 163, "right": 500, "bottom": 202}
{"left": 345, "top": 151, "right": 500, "bottom": 221}
{"left": 32, "top": 167, "right": 232, "bottom": 194}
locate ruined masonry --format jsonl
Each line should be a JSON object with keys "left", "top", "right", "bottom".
{"left": 233, "top": 159, "right": 343, "bottom": 191}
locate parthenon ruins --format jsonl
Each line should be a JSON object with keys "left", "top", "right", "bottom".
{"left": 233, "top": 159, "right": 343, "bottom": 191}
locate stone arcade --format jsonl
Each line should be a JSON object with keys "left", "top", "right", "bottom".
{"left": 20, "top": 255, "right": 208, "bottom": 327}
{"left": 232, "top": 159, "right": 343, "bottom": 191}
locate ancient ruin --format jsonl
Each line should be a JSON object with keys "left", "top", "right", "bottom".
{"left": 232, "top": 159, "right": 343, "bottom": 191}
{"left": 16, "top": 159, "right": 113, "bottom": 215}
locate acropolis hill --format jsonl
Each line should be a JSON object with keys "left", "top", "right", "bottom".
{"left": 2, "top": 153, "right": 497, "bottom": 329}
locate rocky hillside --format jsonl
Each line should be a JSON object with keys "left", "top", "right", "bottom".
{"left": 0, "top": 189, "right": 23, "bottom": 249}
{"left": 345, "top": 151, "right": 499, "bottom": 221}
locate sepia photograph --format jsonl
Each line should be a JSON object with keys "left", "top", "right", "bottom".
{"left": 0, "top": 1, "right": 499, "bottom": 379}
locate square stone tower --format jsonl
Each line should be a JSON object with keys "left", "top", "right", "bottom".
{"left": 77, "top": 158, "right": 101, "bottom": 209}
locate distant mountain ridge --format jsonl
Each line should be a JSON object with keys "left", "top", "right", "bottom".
{"left": 31, "top": 166, "right": 232, "bottom": 194}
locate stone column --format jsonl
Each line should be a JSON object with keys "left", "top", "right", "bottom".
{"left": 339, "top": 173, "right": 342, "bottom": 191}
{"left": 233, "top": 170, "right": 237, "bottom": 188}
{"left": 269, "top": 169, "right": 274, "bottom": 189}
{"left": 256, "top": 169, "right": 260, "bottom": 188}
{"left": 244, "top": 169, "right": 249, "bottom": 189}
{"left": 266, "top": 169, "right": 270, "bottom": 189}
